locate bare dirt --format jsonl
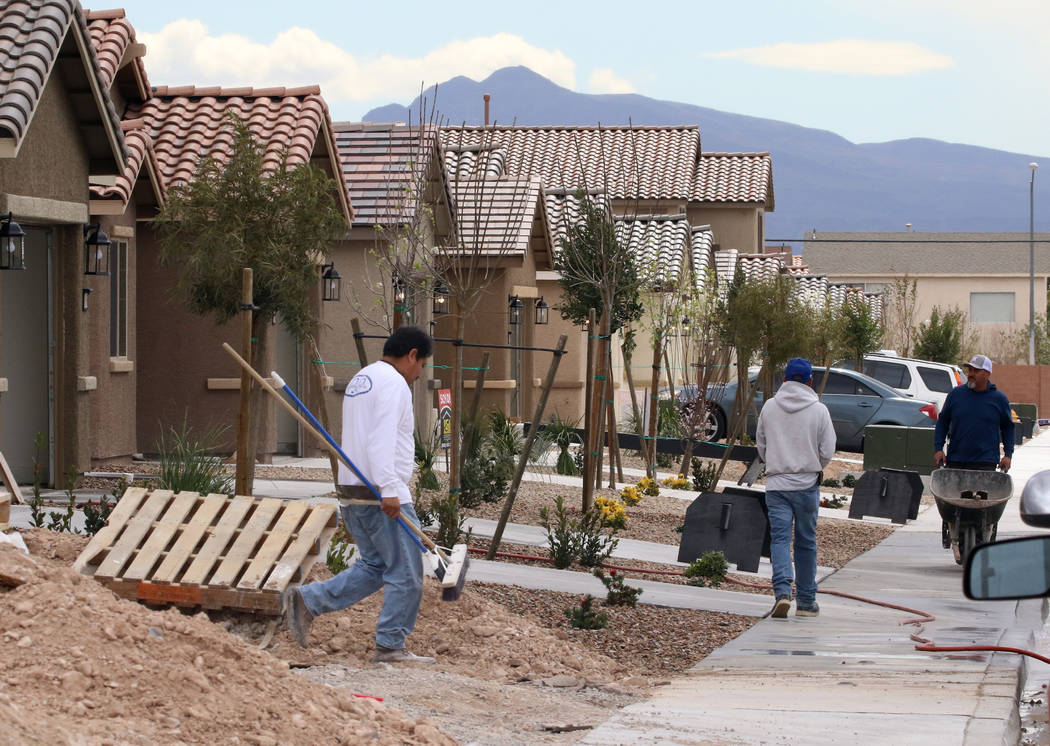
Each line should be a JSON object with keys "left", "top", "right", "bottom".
{"left": 8, "top": 456, "right": 896, "bottom": 745}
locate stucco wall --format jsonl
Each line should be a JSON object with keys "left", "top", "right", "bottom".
{"left": 988, "top": 365, "right": 1050, "bottom": 419}
{"left": 687, "top": 204, "right": 762, "bottom": 252}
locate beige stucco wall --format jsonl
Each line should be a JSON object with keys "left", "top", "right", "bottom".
{"left": 828, "top": 272, "right": 1048, "bottom": 358}
{"left": 687, "top": 204, "right": 763, "bottom": 252}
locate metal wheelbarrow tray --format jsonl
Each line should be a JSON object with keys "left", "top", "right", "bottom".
{"left": 930, "top": 468, "right": 1013, "bottom": 565}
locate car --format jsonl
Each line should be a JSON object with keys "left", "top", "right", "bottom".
{"left": 699, "top": 366, "right": 937, "bottom": 452}
{"left": 833, "top": 353, "right": 963, "bottom": 413}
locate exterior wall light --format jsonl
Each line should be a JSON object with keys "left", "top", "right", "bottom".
{"left": 321, "top": 263, "right": 341, "bottom": 302}
{"left": 84, "top": 224, "right": 111, "bottom": 276}
{"left": 433, "top": 282, "right": 450, "bottom": 314}
{"left": 508, "top": 294, "right": 524, "bottom": 325}
{"left": 535, "top": 297, "right": 549, "bottom": 325}
{"left": 0, "top": 212, "right": 26, "bottom": 270}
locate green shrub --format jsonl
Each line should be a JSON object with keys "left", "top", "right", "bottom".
{"left": 539, "top": 496, "right": 579, "bottom": 569}
{"left": 691, "top": 459, "right": 719, "bottom": 492}
{"left": 82, "top": 478, "right": 120, "bottom": 537}
{"left": 842, "top": 474, "right": 857, "bottom": 488}
{"left": 594, "top": 568, "right": 643, "bottom": 607}
{"left": 429, "top": 491, "right": 471, "bottom": 550}
{"left": 820, "top": 478, "right": 841, "bottom": 488}
{"left": 544, "top": 414, "right": 581, "bottom": 476}
{"left": 155, "top": 417, "right": 234, "bottom": 496}
{"left": 565, "top": 594, "right": 608, "bottom": 629}
{"left": 414, "top": 431, "right": 440, "bottom": 490}
{"left": 326, "top": 525, "right": 356, "bottom": 575}
{"left": 684, "top": 551, "right": 730, "bottom": 588}
{"left": 576, "top": 506, "right": 619, "bottom": 568}
{"left": 46, "top": 464, "right": 80, "bottom": 534}
{"left": 28, "top": 432, "right": 47, "bottom": 529}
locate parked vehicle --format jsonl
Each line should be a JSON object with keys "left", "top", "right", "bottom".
{"left": 700, "top": 366, "right": 937, "bottom": 451}
{"left": 834, "top": 353, "right": 964, "bottom": 413}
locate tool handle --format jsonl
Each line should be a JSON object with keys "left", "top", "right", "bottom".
{"left": 221, "top": 343, "right": 441, "bottom": 556}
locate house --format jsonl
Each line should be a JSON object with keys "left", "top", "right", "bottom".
{"left": 802, "top": 231, "right": 1050, "bottom": 356}
{"left": 0, "top": 0, "right": 128, "bottom": 483}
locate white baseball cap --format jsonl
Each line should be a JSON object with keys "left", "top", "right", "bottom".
{"left": 963, "top": 354, "right": 993, "bottom": 374}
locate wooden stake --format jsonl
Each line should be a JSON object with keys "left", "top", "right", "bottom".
{"left": 235, "top": 268, "right": 254, "bottom": 496}
{"left": 351, "top": 318, "right": 369, "bottom": 368}
{"left": 581, "top": 309, "right": 597, "bottom": 512}
{"left": 487, "top": 334, "right": 568, "bottom": 559}
{"left": 460, "top": 351, "right": 490, "bottom": 460}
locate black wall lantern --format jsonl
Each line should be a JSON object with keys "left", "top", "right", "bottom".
{"left": 535, "top": 297, "right": 549, "bottom": 325}
{"left": 0, "top": 212, "right": 26, "bottom": 270}
{"left": 680, "top": 316, "right": 692, "bottom": 337}
{"left": 508, "top": 295, "right": 524, "bottom": 325}
{"left": 321, "top": 263, "right": 341, "bottom": 302}
{"left": 433, "top": 282, "right": 449, "bottom": 315}
{"left": 84, "top": 224, "right": 111, "bottom": 276}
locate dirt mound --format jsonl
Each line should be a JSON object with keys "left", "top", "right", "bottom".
{"left": 1, "top": 534, "right": 456, "bottom": 745}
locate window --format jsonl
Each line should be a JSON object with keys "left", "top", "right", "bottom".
{"left": 917, "top": 366, "right": 955, "bottom": 393}
{"left": 816, "top": 372, "right": 855, "bottom": 395}
{"left": 970, "top": 292, "right": 1015, "bottom": 323}
{"left": 109, "top": 240, "right": 127, "bottom": 356}
{"left": 865, "top": 360, "right": 911, "bottom": 389}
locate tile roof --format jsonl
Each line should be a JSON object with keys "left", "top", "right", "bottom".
{"left": 691, "top": 226, "right": 716, "bottom": 293}
{"left": 542, "top": 189, "right": 610, "bottom": 254}
{"left": 614, "top": 214, "right": 692, "bottom": 289}
{"left": 0, "top": 0, "right": 125, "bottom": 161}
{"left": 333, "top": 122, "right": 440, "bottom": 226}
{"left": 736, "top": 253, "right": 785, "bottom": 284}
{"left": 440, "top": 125, "right": 700, "bottom": 200}
{"left": 91, "top": 118, "right": 162, "bottom": 205}
{"left": 450, "top": 178, "right": 542, "bottom": 255}
{"left": 793, "top": 273, "right": 829, "bottom": 308}
{"left": 125, "top": 86, "right": 352, "bottom": 221}
{"left": 84, "top": 7, "right": 149, "bottom": 97}
{"left": 692, "top": 152, "right": 773, "bottom": 208}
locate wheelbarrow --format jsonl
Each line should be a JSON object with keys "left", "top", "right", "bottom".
{"left": 930, "top": 467, "right": 1013, "bottom": 566}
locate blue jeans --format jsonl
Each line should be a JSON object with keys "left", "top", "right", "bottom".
{"left": 299, "top": 502, "right": 424, "bottom": 650}
{"left": 765, "top": 486, "right": 819, "bottom": 607}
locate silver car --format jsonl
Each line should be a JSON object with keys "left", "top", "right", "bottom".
{"left": 698, "top": 366, "right": 937, "bottom": 452}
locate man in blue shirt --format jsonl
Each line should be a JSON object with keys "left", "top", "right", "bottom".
{"left": 934, "top": 354, "right": 1014, "bottom": 545}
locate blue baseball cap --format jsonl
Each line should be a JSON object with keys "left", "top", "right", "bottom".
{"left": 784, "top": 357, "right": 813, "bottom": 383}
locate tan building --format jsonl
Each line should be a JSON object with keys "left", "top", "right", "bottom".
{"left": 803, "top": 231, "right": 1050, "bottom": 358}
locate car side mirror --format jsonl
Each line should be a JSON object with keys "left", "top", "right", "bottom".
{"left": 1020, "top": 470, "right": 1050, "bottom": 527}
{"left": 964, "top": 535, "right": 1050, "bottom": 600}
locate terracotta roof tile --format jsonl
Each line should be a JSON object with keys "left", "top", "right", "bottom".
{"left": 333, "top": 122, "right": 440, "bottom": 225}
{"left": 614, "top": 214, "right": 692, "bottom": 289}
{"left": 441, "top": 126, "right": 699, "bottom": 200}
{"left": 693, "top": 152, "right": 773, "bottom": 208}
{"left": 125, "top": 87, "right": 351, "bottom": 219}
{"left": 450, "top": 178, "right": 541, "bottom": 255}
{"left": 542, "top": 189, "right": 610, "bottom": 253}
{"left": 691, "top": 227, "right": 715, "bottom": 293}
{"left": 84, "top": 7, "right": 150, "bottom": 95}
{"left": 0, "top": 0, "right": 126, "bottom": 163}
{"left": 91, "top": 122, "right": 162, "bottom": 204}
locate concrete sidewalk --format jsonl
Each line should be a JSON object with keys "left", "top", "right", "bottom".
{"left": 580, "top": 429, "right": 1050, "bottom": 745}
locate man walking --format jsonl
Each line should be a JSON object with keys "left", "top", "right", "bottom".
{"left": 756, "top": 358, "right": 836, "bottom": 619}
{"left": 284, "top": 326, "right": 435, "bottom": 663}
{"left": 934, "top": 354, "right": 1014, "bottom": 546}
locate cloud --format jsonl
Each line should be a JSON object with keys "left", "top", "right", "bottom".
{"left": 138, "top": 21, "right": 577, "bottom": 102}
{"left": 588, "top": 68, "right": 635, "bottom": 94}
{"left": 704, "top": 40, "right": 953, "bottom": 76}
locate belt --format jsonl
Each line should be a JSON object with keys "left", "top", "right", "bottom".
{"left": 337, "top": 485, "right": 380, "bottom": 506}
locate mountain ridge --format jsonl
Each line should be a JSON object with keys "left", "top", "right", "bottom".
{"left": 363, "top": 66, "right": 1048, "bottom": 241}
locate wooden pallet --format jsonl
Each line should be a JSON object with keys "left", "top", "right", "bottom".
{"left": 73, "top": 488, "right": 338, "bottom": 614}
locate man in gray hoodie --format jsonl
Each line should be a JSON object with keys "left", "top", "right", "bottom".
{"left": 756, "top": 357, "right": 836, "bottom": 619}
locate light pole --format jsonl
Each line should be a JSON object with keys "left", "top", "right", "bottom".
{"left": 1030, "top": 162, "right": 1039, "bottom": 365}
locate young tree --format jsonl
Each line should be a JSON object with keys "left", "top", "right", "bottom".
{"left": 913, "top": 306, "right": 967, "bottom": 363}
{"left": 841, "top": 297, "right": 884, "bottom": 373}
{"left": 155, "top": 114, "right": 347, "bottom": 492}
{"left": 884, "top": 275, "right": 918, "bottom": 356}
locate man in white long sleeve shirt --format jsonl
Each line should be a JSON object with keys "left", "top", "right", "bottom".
{"left": 284, "top": 326, "right": 435, "bottom": 663}
{"left": 755, "top": 357, "right": 836, "bottom": 619}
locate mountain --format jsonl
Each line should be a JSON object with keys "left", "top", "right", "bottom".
{"left": 364, "top": 67, "right": 1049, "bottom": 241}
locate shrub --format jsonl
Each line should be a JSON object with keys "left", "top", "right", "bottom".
{"left": 820, "top": 478, "right": 841, "bottom": 488}
{"left": 565, "top": 594, "right": 608, "bottom": 629}
{"left": 594, "top": 568, "right": 643, "bottom": 607}
{"left": 326, "top": 525, "right": 356, "bottom": 575}
{"left": 691, "top": 459, "right": 719, "bottom": 493}
{"left": 662, "top": 473, "right": 690, "bottom": 489}
{"left": 155, "top": 417, "right": 234, "bottom": 496}
{"left": 593, "top": 495, "right": 628, "bottom": 529}
{"left": 637, "top": 476, "right": 660, "bottom": 497}
{"left": 414, "top": 431, "right": 440, "bottom": 491}
{"left": 684, "top": 551, "right": 729, "bottom": 587}
{"left": 28, "top": 432, "right": 47, "bottom": 529}
{"left": 576, "top": 504, "right": 620, "bottom": 568}
{"left": 46, "top": 464, "right": 80, "bottom": 534}
{"left": 544, "top": 414, "right": 581, "bottom": 476}
{"left": 83, "top": 475, "right": 122, "bottom": 536}
{"left": 619, "top": 484, "right": 642, "bottom": 506}
{"left": 540, "top": 496, "right": 579, "bottom": 569}
{"left": 429, "top": 491, "right": 471, "bottom": 549}
{"left": 820, "top": 495, "right": 847, "bottom": 509}
{"left": 842, "top": 474, "right": 857, "bottom": 488}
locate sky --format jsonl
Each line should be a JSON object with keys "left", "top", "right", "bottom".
{"left": 114, "top": 0, "right": 1049, "bottom": 158}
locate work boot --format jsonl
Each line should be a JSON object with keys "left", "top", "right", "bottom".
{"left": 282, "top": 586, "right": 314, "bottom": 649}
{"left": 371, "top": 645, "right": 436, "bottom": 664}
{"left": 796, "top": 602, "right": 820, "bottom": 617}
{"left": 770, "top": 595, "right": 791, "bottom": 619}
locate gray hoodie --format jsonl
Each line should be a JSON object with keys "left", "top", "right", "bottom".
{"left": 755, "top": 381, "right": 836, "bottom": 491}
